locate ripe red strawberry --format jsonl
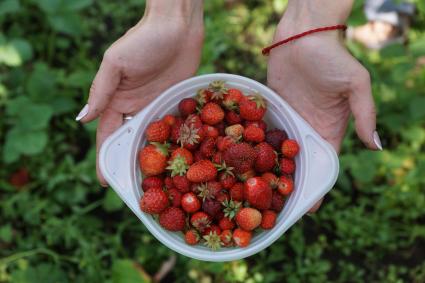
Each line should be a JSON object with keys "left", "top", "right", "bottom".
{"left": 172, "top": 175, "right": 191, "bottom": 193}
{"left": 202, "top": 125, "right": 219, "bottom": 138}
{"left": 277, "top": 175, "right": 294, "bottom": 195}
{"left": 281, "top": 139, "right": 300, "bottom": 158}
{"left": 235, "top": 207, "right": 262, "bottom": 231}
{"left": 223, "top": 89, "right": 243, "bottom": 111}
{"left": 162, "top": 114, "right": 176, "bottom": 126}
{"left": 178, "top": 98, "right": 197, "bottom": 117}
{"left": 202, "top": 199, "right": 222, "bottom": 219}
{"left": 217, "top": 136, "right": 235, "bottom": 152}
{"left": 140, "top": 187, "right": 169, "bottom": 214}
{"left": 193, "top": 150, "right": 204, "bottom": 163}
{"left": 196, "top": 88, "right": 212, "bottom": 106}
{"left": 233, "top": 228, "right": 252, "bottom": 247}
{"left": 244, "top": 120, "right": 267, "bottom": 132}
{"left": 170, "top": 118, "right": 184, "bottom": 143}
{"left": 203, "top": 224, "right": 221, "bottom": 236}
{"left": 139, "top": 143, "right": 169, "bottom": 177}
{"left": 261, "top": 172, "right": 279, "bottom": 189}
{"left": 220, "top": 229, "right": 233, "bottom": 246}
{"left": 196, "top": 181, "right": 222, "bottom": 200}
{"left": 239, "top": 94, "right": 266, "bottom": 121}
{"left": 181, "top": 192, "right": 201, "bottom": 213}
{"left": 200, "top": 102, "right": 225, "bottom": 125}
{"left": 187, "top": 160, "right": 217, "bottom": 183}
{"left": 265, "top": 129, "right": 288, "bottom": 151}
{"left": 243, "top": 124, "right": 265, "bottom": 143}
{"left": 186, "top": 114, "right": 203, "bottom": 129}
{"left": 212, "top": 152, "right": 223, "bottom": 164}
{"left": 280, "top": 158, "right": 296, "bottom": 174}
{"left": 159, "top": 207, "right": 185, "bottom": 231}
{"left": 261, "top": 210, "right": 277, "bottom": 230}
{"left": 225, "top": 111, "right": 242, "bottom": 125}
{"left": 170, "top": 147, "right": 193, "bottom": 165}
{"left": 208, "top": 80, "right": 228, "bottom": 102}
{"left": 200, "top": 137, "right": 216, "bottom": 158}
{"left": 164, "top": 176, "right": 175, "bottom": 189}
{"left": 185, "top": 229, "right": 200, "bottom": 245}
{"left": 255, "top": 142, "right": 277, "bottom": 173}
{"left": 219, "top": 171, "right": 236, "bottom": 189}
{"left": 167, "top": 188, "right": 182, "bottom": 207}
{"left": 142, "top": 176, "right": 163, "bottom": 192}
{"left": 215, "top": 121, "right": 226, "bottom": 136}
{"left": 219, "top": 217, "right": 235, "bottom": 230}
{"left": 190, "top": 211, "right": 211, "bottom": 232}
{"left": 223, "top": 143, "right": 257, "bottom": 174}
{"left": 216, "top": 191, "right": 230, "bottom": 203}
{"left": 271, "top": 190, "right": 285, "bottom": 212}
{"left": 229, "top": 183, "right": 244, "bottom": 201}
{"left": 244, "top": 177, "right": 272, "bottom": 210}
{"left": 225, "top": 124, "right": 244, "bottom": 140}
{"left": 146, "top": 120, "right": 170, "bottom": 143}
{"left": 237, "top": 169, "right": 256, "bottom": 182}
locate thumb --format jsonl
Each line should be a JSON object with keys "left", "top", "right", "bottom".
{"left": 76, "top": 53, "right": 121, "bottom": 123}
{"left": 349, "top": 67, "right": 382, "bottom": 151}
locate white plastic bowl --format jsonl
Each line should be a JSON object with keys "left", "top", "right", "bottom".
{"left": 99, "top": 73, "right": 339, "bottom": 262}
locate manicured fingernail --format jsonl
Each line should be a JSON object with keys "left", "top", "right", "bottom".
{"left": 373, "top": 130, "right": 383, "bottom": 150}
{"left": 75, "top": 104, "right": 89, "bottom": 121}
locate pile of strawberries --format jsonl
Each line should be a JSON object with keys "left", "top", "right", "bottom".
{"left": 138, "top": 81, "right": 300, "bottom": 250}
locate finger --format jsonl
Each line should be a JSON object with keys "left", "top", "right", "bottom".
{"left": 308, "top": 198, "right": 323, "bottom": 214}
{"left": 348, "top": 67, "right": 382, "bottom": 150}
{"left": 96, "top": 108, "right": 123, "bottom": 186}
{"left": 79, "top": 53, "right": 121, "bottom": 123}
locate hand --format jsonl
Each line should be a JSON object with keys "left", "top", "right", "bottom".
{"left": 267, "top": 1, "right": 382, "bottom": 212}
{"left": 76, "top": 0, "right": 204, "bottom": 186}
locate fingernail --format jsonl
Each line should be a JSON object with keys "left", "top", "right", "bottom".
{"left": 373, "top": 130, "right": 383, "bottom": 150}
{"left": 76, "top": 104, "right": 89, "bottom": 121}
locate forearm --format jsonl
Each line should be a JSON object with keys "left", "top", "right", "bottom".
{"left": 144, "top": 0, "right": 203, "bottom": 26}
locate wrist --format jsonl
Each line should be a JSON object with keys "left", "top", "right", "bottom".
{"left": 144, "top": 0, "right": 203, "bottom": 25}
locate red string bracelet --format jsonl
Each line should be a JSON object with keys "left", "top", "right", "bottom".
{"left": 262, "top": 24, "right": 347, "bottom": 55}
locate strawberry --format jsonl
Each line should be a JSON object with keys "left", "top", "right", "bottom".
{"left": 280, "top": 158, "right": 296, "bottom": 174}
{"left": 244, "top": 120, "right": 267, "bottom": 132}
{"left": 140, "top": 187, "right": 169, "bottom": 214}
{"left": 243, "top": 124, "right": 265, "bottom": 143}
{"left": 223, "top": 143, "right": 257, "bottom": 174}
{"left": 141, "top": 176, "right": 163, "bottom": 192}
{"left": 181, "top": 192, "right": 201, "bottom": 213}
{"left": 159, "top": 207, "right": 185, "bottom": 231}
{"left": 167, "top": 155, "right": 189, "bottom": 177}
{"left": 223, "top": 88, "right": 243, "bottom": 110}
{"left": 265, "top": 129, "right": 288, "bottom": 151}
{"left": 255, "top": 142, "right": 277, "bottom": 173}
{"left": 170, "top": 147, "right": 193, "bottom": 165}
{"left": 261, "top": 210, "right": 277, "bottom": 230}
{"left": 208, "top": 80, "right": 228, "bottom": 102}
{"left": 220, "top": 229, "right": 233, "bottom": 246}
{"left": 196, "top": 88, "right": 212, "bottom": 106}
{"left": 187, "top": 160, "right": 217, "bottom": 183}
{"left": 177, "top": 116, "right": 204, "bottom": 150}
{"left": 218, "top": 171, "right": 236, "bottom": 189}
{"left": 212, "top": 152, "right": 223, "bottom": 164}
{"left": 261, "top": 172, "right": 279, "bottom": 189}
{"left": 202, "top": 199, "right": 222, "bottom": 219}
{"left": 237, "top": 169, "right": 256, "bottom": 182}
{"left": 229, "top": 183, "right": 244, "bottom": 201}
{"left": 225, "top": 111, "right": 242, "bottom": 125}
{"left": 277, "top": 175, "right": 294, "bottom": 195}
{"left": 190, "top": 211, "right": 211, "bottom": 232}
{"left": 196, "top": 181, "right": 222, "bottom": 200}
{"left": 139, "top": 143, "right": 169, "bottom": 176}
{"left": 185, "top": 229, "right": 200, "bottom": 245}
{"left": 217, "top": 136, "right": 235, "bottom": 152}
{"left": 146, "top": 120, "right": 170, "bottom": 143}
{"left": 239, "top": 94, "right": 266, "bottom": 121}
{"left": 219, "top": 217, "right": 235, "bottom": 230}
{"left": 162, "top": 114, "right": 176, "bottom": 126}
{"left": 216, "top": 191, "right": 230, "bottom": 203}
{"left": 203, "top": 224, "right": 221, "bottom": 236}
{"left": 215, "top": 121, "right": 226, "bottom": 136}
{"left": 178, "top": 98, "right": 197, "bottom": 117}
{"left": 172, "top": 175, "right": 191, "bottom": 193}
{"left": 164, "top": 176, "right": 175, "bottom": 189}
{"left": 281, "top": 139, "right": 300, "bottom": 158}
{"left": 233, "top": 228, "right": 252, "bottom": 247}
{"left": 202, "top": 125, "right": 219, "bottom": 138}
{"left": 225, "top": 124, "right": 244, "bottom": 140}
{"left": 235, "top": 207, "right": 262, "bottom": 231}
{"left": 200, "top": 137, "right": 216, "bottom": 158}
{"left": 271, "top": 190, "right": 285, "bottom": 212}
{"left": 170, "top": 118, "right": 184, "bottom": 143}
{"left": 200, "top": 102, "right": 225, "bottom": 125}
{"left": 193, "top": 150, "right": 204, "bottom": 162}
{"left": 222, "top": 199, "right": 242, "bottom": 220}
{"left": 244, "top": 177, "right": 272, "bottom": 210}
{"left": 167, "top": 188, "right": 182, "bottom": 207}
{"left": 203, "top": 230, "right": 222, "bottom": 250}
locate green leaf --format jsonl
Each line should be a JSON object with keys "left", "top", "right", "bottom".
{"left": 6, "top": 97, "right": 53, "bottom": 130}
{"left": 0, "top": 42, "right": 22, "bottom": 66}
{"left": 10, "top": 38, "right": 33, "bottom": 62}
{"left": 34, "top": 0, "right": 62, "bottom": 13}
{"left": 0, "top": 224, "right": 13, "bottom": 243}
{"left": 0, "top": 0, "right": 21, "bottom": 16}
{"left": 63, "top": 0, "right": 93, "bottom": 11}
{"left": 11, "top": 263, "right": 68, "bottom": 283}
{"left": 409, "top": 35, "right": 425, "bottom": 57}
{"left": 111, "top": 260, "right": 150, "bottom": 283}
{"left": 103, "top": 189, "right": 124, "bottom": 212}
{"left": 26, "top": 63, "right": 56, "bottom": 98}
{"left": 5, "top": 128, "right": 48, "bottom": 158}
{"left": 48, "top": 13, "right": 82, "bottom": 36}
{"left": 409, "top": 96, "right": 425, "bottom": 121}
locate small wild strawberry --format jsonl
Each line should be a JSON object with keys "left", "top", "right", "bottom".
{"left": 185, "top": 229, "right": 200, "bottom": 245}
{"left": 179, "top": 98, "right": 197, "bottom": 117}
{"left": 244, "top": 177, "right": 272, "bottom": 210}
{"left": 217, "top": 136, "right": 235, "bottom": 152}
{"left": 225, "top": 111, "right": 242, "bottom": 125}
{"left": 280, "top": 158, "right": 296, "bottom": 174}
{"left": 187, "top": 160, "right": 218, "bottom": 183}
{"left": 162, "top": 114, "right": 176, "bottom": 126}
{"left": 140, "top": 187, "right": 169, "bottom": 214}
{"left": 170, "top": 147, "right": 193, "bottom": 165}
{"left": 159, "top": 207, "right": 186, "bottom": 231}
{"left": 265, "top": 129, "right": 288, "bottom": 151}
{"left": 281, "top": 139, "right": 300, "bottom": 158}
{"left": 271, "top": 190, "right": 285, "bottom": 212}
{"left": 233, "top": 228, "right": 252, "bottom": 247}
{"left": 219, "top": 217, "right": 235, "bottom": 230}
{"left": 255, "top": 142, "right": 277, "bottom": 173}
{"left": 190, "top": 211, "right": 211, "bottom": 232}
{"left": 243, "top": 124, "right": 265, "bottom": 143}
{"left": 167, "top": 188, "right": 182, "bottom": 207}
{"left": 139, "top": 142, "right": 169, "bottom": 177}
{"left": 229, "top": 183, "right": 244, "bottom": 202}
{"left": 146, "top": 120, "right": 170, "bottom": 143}
{"left": 142, "top": 176, "right": 164, "bottom": 192}
{"left": 181, "top": 192, "right": 201, "bottom": 213}
{"left": 200, "top": 102, "right": 225, "bottom": 125}
{"left": 239, "top": 94, "right": 267, "bottom": 121}
{"left": 172, "top": 175, "right": 191, "bottom": 193}
{"left": 220, "top": 229, "right": 233, "bottom": 246}
{"left": 277, "top": 175, "right": 294, "bottom": 195}
{"left": 223, "top": 143, "right": 257, "bottom": 174}
{"left": 261, "top": 210, "right": 277, "bottom": 230}
{"left": 235, "top": 207, "right": 262, "bottom": 231}
{"left": 200, "top": 137, "right": 216, "bottom": 158}
{"left": 225, "top": 124, "right": 244, "bottom": 140}
{"left": 202, "top": 124, "right": 219, "bottom": 138}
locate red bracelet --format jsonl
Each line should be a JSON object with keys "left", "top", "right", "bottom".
{"left": 262, "top": 24, "right": 347, "bottom": 55}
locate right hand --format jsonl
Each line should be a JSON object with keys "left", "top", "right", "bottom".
{"left": 77, "top": 1, "right": 204, "bottom": 186}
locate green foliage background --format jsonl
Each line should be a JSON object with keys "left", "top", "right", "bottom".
{"left": 1, "top": 0, "right": 425, "bottom": 282}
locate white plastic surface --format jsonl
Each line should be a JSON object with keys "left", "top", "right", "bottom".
{"left": 99, "top": 73, "right": 339, "bottom": 262}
